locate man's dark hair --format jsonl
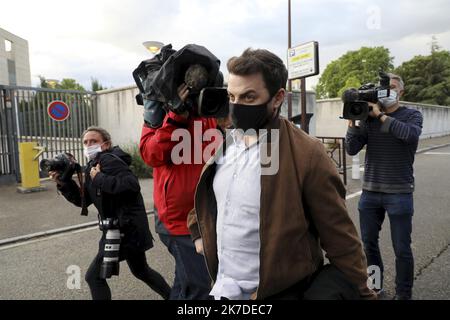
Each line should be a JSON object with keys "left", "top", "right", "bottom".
{"left": 227, "top": 48, "right": 288, "bottom": 97}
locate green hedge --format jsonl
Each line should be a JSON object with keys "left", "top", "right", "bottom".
{"left": 122, "top": 144, "right": 153, "bottom": 179}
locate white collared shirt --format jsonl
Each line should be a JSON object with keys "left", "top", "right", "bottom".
{"left": 210, "top": 130, "right": 264, "bottom": 300}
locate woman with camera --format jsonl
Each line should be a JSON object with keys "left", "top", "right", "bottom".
{"left": 49, "top": 126, "right": 170, "bottom": 300}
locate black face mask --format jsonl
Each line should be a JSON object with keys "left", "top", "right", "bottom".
{"left": 230, "top": 98, "right": 273, "bottom": 132}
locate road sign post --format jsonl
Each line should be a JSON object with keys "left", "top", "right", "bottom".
{"left": 287, "top": 41, "right": 319, "bottom": 134}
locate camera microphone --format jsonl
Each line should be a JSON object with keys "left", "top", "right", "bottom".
{"left": 184, "top": 64, "right": 209, "bottom": 94}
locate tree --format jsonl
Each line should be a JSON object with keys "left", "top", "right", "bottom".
{"left": 430, "top": 35, "right": 441, "bottom": 53}
{"left": 395, "top": 46, "right": 450, "bottom": 106}
{"left": 337, "top": 76, "right": 362, "bottom": 100}
{"left": 38, "top": 75, "right": 49, "bottom": 88}
{"left": 91, "top": 77, "right": 105, "bottom": 91}
{"left": 316, "top": 46, "right": 394, "bottom": 99}
{"left": 57, "top": 78, "right": 85, "bottom": 91}
{"left": 38, "top": 76, "right": 85, "bottom": 91}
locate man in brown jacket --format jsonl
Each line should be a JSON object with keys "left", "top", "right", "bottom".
{"left": 187, "top": 48, "right": 377, "bottom": 300}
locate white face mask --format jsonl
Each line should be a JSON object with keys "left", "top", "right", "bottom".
{"left": 379, "top": 90, "right": 399, "bottom": 108}
{"left": 84, "top": 143, "right": 104, "bottom": 160}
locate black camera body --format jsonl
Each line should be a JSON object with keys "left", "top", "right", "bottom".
{"left": 197, "top": 87, "right": 229, "bottom": 118}
{"left": 341, "top": 71, "right": 391, "bottom": 120}
{"left": 40, "top": 153, "right": 81, "bottom": 182}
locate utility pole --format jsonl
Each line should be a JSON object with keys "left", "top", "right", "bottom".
{"left": 287, "top": 0, "right": 293, "bottom": 120}
{"left": 288, "top": 0, "right": 308, "bottom": 133}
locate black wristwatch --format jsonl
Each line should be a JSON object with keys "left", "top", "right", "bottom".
{"left": 377, "top": 112, "right": 385, "bottom": 120}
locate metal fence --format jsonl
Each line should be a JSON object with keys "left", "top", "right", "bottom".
{"left": 0, "top": 89, "right": 19, "bottom": 182}
{"left": 316, "top": 136, "right": 347, "bottom": 185}
{"left": 0, "top": 85, "right": 97, "bottom": 183}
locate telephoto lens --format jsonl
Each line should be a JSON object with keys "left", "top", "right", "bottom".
{"left": 99, "top": 219, "right": 121, "bottom": 279}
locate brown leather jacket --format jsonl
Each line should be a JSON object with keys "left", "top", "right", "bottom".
{"left": 187, "top": 116, "right": 376, "bottom": 300}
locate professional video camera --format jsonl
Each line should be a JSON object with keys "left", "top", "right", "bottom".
{"left": 341, "top": 71, "right": 391, "bottom": 120}
{"left": 133, "top": 44, "right": 176, "bottom": 128}
{"left": 180, "top": 64, "right": 228, "bottom": 118}
{"left": 133, "top": 44, "right": 229, "bottom": 128}
{"left": 98, "top": 217, "right": 121, "bottom": 279}
{"left": 39, "top": 153, "right": 82, "bottom": 182}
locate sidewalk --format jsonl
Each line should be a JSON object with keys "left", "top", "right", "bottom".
{"left": 0, "top": 178, "right": 154, "bottom": 241}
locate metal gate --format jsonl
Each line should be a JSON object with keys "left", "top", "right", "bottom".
{"left": 0, "top": 88, "right": 19, "bottom": 183}
{"left": 0, "top": 85, "right": 97, "bottom": 183}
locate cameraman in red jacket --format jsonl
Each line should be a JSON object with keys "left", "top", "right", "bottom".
{"left": 140, "top": 81, "right": 221, "bottom": 300}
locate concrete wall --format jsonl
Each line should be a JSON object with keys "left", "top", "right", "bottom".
{"left": 96, "top": 85, "right": 450, "bottom": 146}
{"left": 96, "top": 86, "right": 318, "bottom": 146}
{"left": 315, "top": 98, "right": 450, "bottom": 139}
{"left": 280, "top": 90, "right": 317, "bottom": 136}
{"left": 96, "top": 86, "right": 144, "bottom": 148}
{"left": 0, "top": 28, "right": 31, "bottom": 86}
{"left": 314, "top": 99, "right": 347, "bottom": 137}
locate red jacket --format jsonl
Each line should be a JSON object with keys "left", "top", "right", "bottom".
{"left": 140, "top": 111, "right": 219, "bottom": 235}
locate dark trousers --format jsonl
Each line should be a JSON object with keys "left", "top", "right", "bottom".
{"left": 265, "top": 264, "right": 361, "bottom": 300}
{"left": 358, "top": 190, "right": 414, "bottom": 298}
{"left": 159, "top": 233, "right": 211, "bottom": 300}
{"left": 85, "top": 249, "right": 171, "bottom": 300}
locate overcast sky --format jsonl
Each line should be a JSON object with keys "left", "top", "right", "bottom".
{"left": 1, "top": 0, "right": 450, "bottom": 90}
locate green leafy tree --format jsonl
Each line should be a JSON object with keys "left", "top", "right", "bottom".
{"left": 91, "top": 77, "right": 105, "bottom": 91}
{"left": 430, "top": 35, "right": 441, "bottom": 53}
{"left": 337, "top": 76, "right": 362, "bottom": 99}
{"left": 57, "top": 78, "right": 85, "bottom": 91}
{"left": 316, "top": 46, "right": 394, "bottom": 99}
{"left": 395, "top": 48, "right": 450, "bottom": 106}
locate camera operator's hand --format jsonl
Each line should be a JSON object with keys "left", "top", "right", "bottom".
{"left": 48, "top": 170, "right": 65, "bottom": 186}
{"left": 177, "top": 83, "right": 190, "bottom": 119}
{"left": 90, "top": 164, "right": 101, "bottom": 180}
{"left": 368, "top": 102, "right": 382, "bottom": 118}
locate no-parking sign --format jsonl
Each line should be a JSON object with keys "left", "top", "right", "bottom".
{"left": 47, "top": 100, "right": 70, "bottom": 121}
